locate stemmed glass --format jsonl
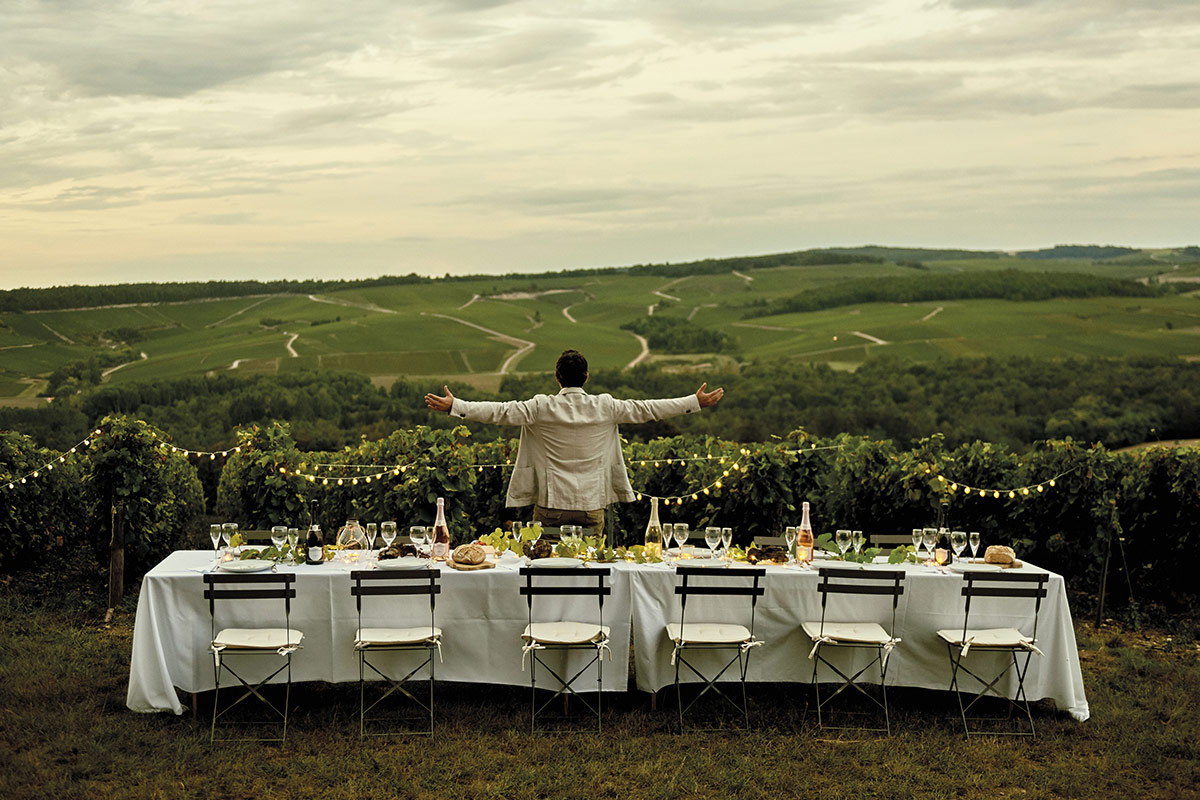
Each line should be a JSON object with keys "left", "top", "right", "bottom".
{"left": 852, "top": 530, "right": 865, "bottom": 556}
{"left": 911, "top": 528, "right": 923, "bottom": 556}
{"left": 969, "top": 531, "right": 981, "bottom": 562}
{"left": 287, "top": 528, "right": 299, "bottom": 563}
{"left": 366, "top": 522, "right": 378, "bottom": 549}
{"left": 921, "top": 528, "right": 938, "bottom": 563}
{"left": 784, "top": 526, "right": 797, "bottom": 562}
{"left": 704, "top": 526, "right": 721, "bottom": 556}
{"left": 951, "top": 530, "right": 968, "bottom": 563}
{"left": 721, "top": 527, "right": 732, "bottom": 561}
{"left": 381, "top": 521, "right": 397, "bottom": 550}
{"left": 673, "top": 523, "right": 689, "bottom": 552}
{"left": 835, "top": 529, "right": 852, "bottom": 558}
{"left": 209, "top": 524, "right": 222, "bottom": 554}
{"left": 221, "top": 522, "right": 237, "bottom": 549}
{"left": 271, "top": 526, "right": 287, "bottom": 549}
{"left": 409, "top": 525, "right": 427, "bottom": 555}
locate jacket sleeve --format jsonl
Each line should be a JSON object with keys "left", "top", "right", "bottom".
{"left": 449, "top": 396, "right": 542, "bottom": 426}
{"left": 608, "top": 394, "right": 701, "bottom": 424}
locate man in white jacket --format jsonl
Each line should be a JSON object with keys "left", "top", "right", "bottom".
{"left": 424, "top": 349, "right": 724, "bottom": 531}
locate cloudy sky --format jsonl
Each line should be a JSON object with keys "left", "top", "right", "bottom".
{"left": 2, "top": 0, "right": 1198, "bottom": 289}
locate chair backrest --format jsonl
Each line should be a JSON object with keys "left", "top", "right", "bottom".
{"left": 519, "top": 566, "right": 611, "bottom": 625}
{"left": 959, "top": 571, "right": 1050, "bottom": 642}
{"left": 814, "top": 566, "right": 906, "bottom": 635}
{"left": 869, "top": 533, "right": 913, "bottom": 547}
{"left": 674, "top": 566, "right": 766, "bottom": 636}
{"left": 203, "top": 572, "right": 296, "bottom": 638}
{"left": 752, "top": 536, "right": 787, "bottom": 547}
{"left": 350, "top": 569, "right": 440, "bottom": 623}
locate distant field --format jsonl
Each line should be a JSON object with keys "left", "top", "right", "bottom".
{"left": 3, "top": 249, "right": 1198, "bottom": 391}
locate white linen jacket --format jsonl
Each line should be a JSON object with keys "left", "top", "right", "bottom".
{"left": 450, "top": 386, "right": 701, "bottom": 510}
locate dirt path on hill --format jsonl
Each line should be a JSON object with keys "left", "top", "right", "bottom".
{"left": 420, "top": 312, "right": 535, "bottom": 374}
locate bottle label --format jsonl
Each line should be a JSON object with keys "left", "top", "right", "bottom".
{"left": 309, "top": 546, "right": 322, "bottom": 562}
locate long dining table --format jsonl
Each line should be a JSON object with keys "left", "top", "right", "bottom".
{"left": 126, "top": 550, "right": 1089, "bottom": 722}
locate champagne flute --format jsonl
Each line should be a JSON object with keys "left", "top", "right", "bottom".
{"left": 381, "top": 521, "right": 397, "bottom": 549}
{"left": 921, "top": 527, "right": 937, "bottom": 563}
{"left": 969, "top": 531, "right": 981, "bottom": 561}
{"left": 209, "top": 524, "right": 221, "bottom": 554}
{"left": 835, "top": 529, "right": 852, "bottom": 558}
{"left": 704, "top": 526, "right": 721, "bottom": 556}
{"left": 721, "top": 527, "right": 733, "bottom": 561}
{"left": 852, "top": 530, "right": 865, "bottom": 556}
{"left": 911, "top": 528, "right": 923, "bottom": 556}
{"left": 784, "top": 526, "right": 797, "bottom": 562}
{"left": 270, "top": 525, "right": 287, "bottom": 549}
{"left": 951, "top": 530, "right": 968, "bottom": 563}
{"left": 287, "top": 528, "right": 299, "bottom": 563}
{"left": 366, "top": 522, "right": 378, "bottom": 549}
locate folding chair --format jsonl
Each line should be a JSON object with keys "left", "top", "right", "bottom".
{"left": 350, "top": 569, "right": 442, "bottom": 737}
{"left": 203, "top": 572, "right": 302, "bottom": 743}
{"left": 668, "top": 566, "right": 766, "bottom": 730}
{"left": 936, "top": 570, "right": 1050, "bottom": 737}
{"left": 519, "top": 566, "right": 611, "bottom": 733}
{"left": 802, "top": 567, "right": 906, "bottom": 734}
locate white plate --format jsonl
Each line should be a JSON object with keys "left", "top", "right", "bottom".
{"left": 676, "top": 559, "right": 726, "bottom": 569}
{"left": 666, "top": 547, "right": 713, "bottom": 558}
{"left": 530, "top": 557, "right": 583, "bottom": 568}
{"left": 218, "top": 559, "right": 274, "bottom": 573}
{"left": 949, "top": 562, "right": 1002, "bottom": 573}
{"left": 377, "top": 557, "right": 428, "bottom": 570}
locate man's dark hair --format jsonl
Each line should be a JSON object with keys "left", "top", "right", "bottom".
{"left": 555, "top": 349, "right": 588, "bottom": 387}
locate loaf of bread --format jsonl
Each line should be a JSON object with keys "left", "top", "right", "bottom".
{"left": 984, "top": 545, "right": 1016, "bottom": 565}
{"left": 452, "top": 543, "right": 486, "bottom": 565}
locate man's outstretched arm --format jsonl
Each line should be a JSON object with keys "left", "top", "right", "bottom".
{"left": 696, "top": 382, "right": 724, "bottom": 408}
{"left": 424, "top": 385, "right": 454, "bottom": 413}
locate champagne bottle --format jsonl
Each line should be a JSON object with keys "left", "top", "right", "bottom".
{"left": 643, "top": 497, "right": 663, "bottom": 559}
{"left": 305, "top": 523, "right": 324, "bottom": 565}
{"left": 431, "top": 497, "right": 451, "bottom": 561}
{"left": 797, "top": 501, "right": 814, "bottom": 564}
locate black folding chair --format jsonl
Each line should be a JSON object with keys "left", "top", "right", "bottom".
{"left": 350, "top": 569, "right": 442, "bottom": 737}
{"left": 203, "top": 572, "right": 302, "bottom": 743}
{"left": 802, "top": 567, "right": 906, "bottom": 735}
{"left": 519, "top": 566, "right": 611, "bottom": 733}
{"left": 668, "top": 566, "right": 766, "bottom": 731}
{"left": 936, "top": 570, "right": 1050, "bottom": 737}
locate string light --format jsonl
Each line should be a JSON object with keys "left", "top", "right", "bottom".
{"left": 2, "top": 431, "right": 96, "bottom": 492}
{"left": 927, "top": 466, "right": 1080, "bottom": 500}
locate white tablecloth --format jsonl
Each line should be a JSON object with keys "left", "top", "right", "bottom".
{"left": 127, "top": 551, "right": 632, "bottom": 715}
{"left": 128, "top": 552, "right": 1089, "bottom": 722}
{"left": 629, "top": 559, "right": 1090, "bottom": 721}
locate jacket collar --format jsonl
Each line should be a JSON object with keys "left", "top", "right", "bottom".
{"left": 557, "top": 386, "right": 588, "bottom": 396}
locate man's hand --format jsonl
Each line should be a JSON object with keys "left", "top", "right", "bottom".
{"left": 696, "top": 382, "right": 724, "bottom": 408}
{"left": 424, "top": 385, "right": 455, "bottom": 413}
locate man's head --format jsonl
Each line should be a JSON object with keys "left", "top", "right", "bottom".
{"left": 555, "top": 349, "right": 588, "bottom": 387}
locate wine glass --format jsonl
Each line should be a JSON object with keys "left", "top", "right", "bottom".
{"left": 366, "top": 522, "right": 378, "bottom": 549}
{"left": 721, "top": 527, "right": 732, "bottom": 561}
{"left": 969, "top": 531, "right": 981, "bottom": 561}
{"left": 209, "top": 524, "right": 221, "bottom": 554}
{"left": 221, "top": 522, "right": 237, "bottom": 548}
{"left": 852, "top": 530, "right": 865, "bottom": 556}
{"left": 835, "top": 529, "right": 852, "bottom": 557}
{"left": 409, "top": 525, "right": 427, "bottom": 554}
{"left": 911, "top": 528, "right": 923, "bottom": 555}
{"left": 673, "top": 523, "right": 689, "bottom": 551}
{"left": 951, "top": 530, "right": 968, "bottom": 563}
{"left": 381, "top": 521, "right": 397, "bottom": 549}
{"left": 270, "top": 526, "right": 287, "bottom": 549}
{"left": 784, "top": 526, "right": 797, "bottom": 562}
{"left": 704, "top": 526, "right": 721, "bottom": 555}
{"left": 921, "top": 528, "right": 937, "bottom": 563}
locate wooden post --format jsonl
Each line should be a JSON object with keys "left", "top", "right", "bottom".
{"left": 108, "top": 503, "right": 125, "bottom": 611}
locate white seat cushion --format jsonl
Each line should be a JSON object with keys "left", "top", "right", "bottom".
{"left": 937, "top": 627, "right": 1033, "bottom": 649}
{"left": 356, "top": 626, "right": 442, "bottom": 646}
{"left": 213, "top": 627, "right": 303, "bottom": 650}
{"left": 802, "top": 621, "right": 892, "bottom": 645}
{"left": 666, "top": 622, "right": 752, "bottom": 644}
{"left": 522, "top": 621, "right": 609, "bottom": 645}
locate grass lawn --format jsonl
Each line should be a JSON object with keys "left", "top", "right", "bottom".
{"left": 2, "top": 587, "right": 1198, "bottom": 800}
